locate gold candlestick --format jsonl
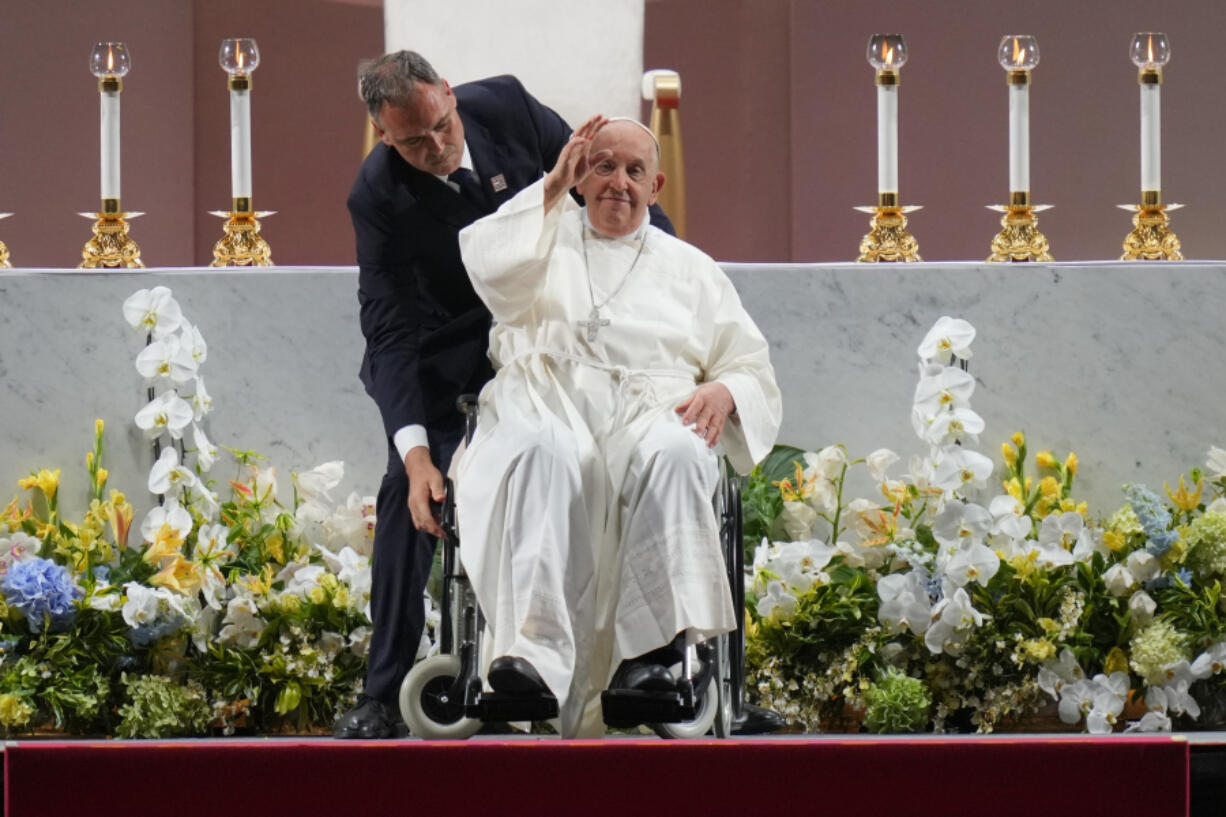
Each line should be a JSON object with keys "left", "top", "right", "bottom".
{"left": 856, "top": 194, "right": 922, "bottom": 262}
{"left": 210, "top": 201, "right": 274, "bottom": 267}
{"left": 987, "top": 193, "right": 1052, "bottom": 262}
{"left": 79, "top": 200, "right": 144, "bottom": 268}
{"left": 0, "top": 213, "right": 12, "bottom": 268}
{"left": 1120, "top": 192, "right": 1183, "bottom": 260}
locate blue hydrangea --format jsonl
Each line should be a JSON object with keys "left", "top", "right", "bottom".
{"left": 1125, "top": 484, "right": 1178, "bottom": 557}
{"left": 1, "top": 558, "right": 83, "bottom": 633}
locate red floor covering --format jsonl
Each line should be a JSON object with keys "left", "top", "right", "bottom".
{"left": 4, "top": 734, "right": 1189, "bottom": 817}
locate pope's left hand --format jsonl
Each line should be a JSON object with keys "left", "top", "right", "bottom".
{"left": 675, "top": 382, "right": 736, "bottom": 448}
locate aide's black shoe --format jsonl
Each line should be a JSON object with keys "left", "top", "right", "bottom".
{"left": 609, "top": 658, "right": 677, "bottom": 693}
{"left": 333, "top": 696, "right": 405, "bottom": 739}
{"left": 732, "top": 703, "right": 785, "bottom": 735}
{"left": 488, "top": 656, "right": 552, "bottom": 696}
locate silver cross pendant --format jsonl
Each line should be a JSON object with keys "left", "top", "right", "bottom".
{"left": 577, "top": 307, "right": 610, "bottom": 341}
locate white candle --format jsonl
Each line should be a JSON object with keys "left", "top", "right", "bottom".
{"left": 100, "top": 87, "right": 121, "bottom": 200}
{"left": 1009, "top": 84, "right": 1028, "bottom": 192}
{"left": 1140, "top": 82, "right": 1161, "bottom": 192}
{"left": 230, "top": 82, "right": 252, "bottom": 200}
{"left": 877, "top": 83, "right": 898, "bottom": 195}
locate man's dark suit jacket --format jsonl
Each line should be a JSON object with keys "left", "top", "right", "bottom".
{"left": 350, "top": 75, "right": 571, "bottom": 441}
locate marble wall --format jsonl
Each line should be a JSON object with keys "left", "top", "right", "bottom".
{"left": 1, "top": 264, "right": 1222, "bottom": 520}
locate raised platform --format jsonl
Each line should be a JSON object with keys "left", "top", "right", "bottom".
{"left": 3, "top": 734, "right": 1193, "bottom": 817}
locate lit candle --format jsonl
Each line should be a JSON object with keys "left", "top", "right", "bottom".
{"left": 1130, "top": 32, "right": 1170, "bottom": 198}
{"left": 998, "top": 35, "right": 1039, "bottom": 199}
{"left": 89, "top": 43, "right": 131, "bottom": 209}
{"left": 867, "top": 34, "right": 908, "bottom": 204}
{"left": 219, "top": 38, "right": 261, "bottom": 211}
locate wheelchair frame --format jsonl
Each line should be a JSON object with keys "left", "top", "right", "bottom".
{"left": 399, "top": 396, "right": 746, "bottom": 739}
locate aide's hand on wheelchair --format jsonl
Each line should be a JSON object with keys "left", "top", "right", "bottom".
{"left": 403, "top": 446, "right": 449, "bottom": 539}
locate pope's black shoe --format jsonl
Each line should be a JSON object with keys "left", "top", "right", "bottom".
{"left": 608, "top": 658, "right": 677, "bottom": 693}
{"left": 333, "top": 695, "right": 405, "bottom": 739}
{"left": 732, "top": 703, "right": 785, "bottom": 735}
{"left": 488, "top": 655, "right": 553, "bottom": 696}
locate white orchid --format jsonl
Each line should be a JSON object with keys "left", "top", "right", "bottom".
{"left": 930, "top": 446, "right": 994, "bottom": 495}
{"left": 1207, "top": 445, "right": 1226, "bottom": 479}
{"left": 189, "top": 376, "right": 213, "bottom": 421}
{"left": 1190, "top": 641, "right": 1226, "bottom": 678}
{"left": 924, "top": 586, "right": 986, "bottom": 655}
{"left": 122, "top": 286, "right": 183, "bottom": 339}
{"left": 135, "top": 391, "right": 194, "bottom": 440}
{"left": 0, "top": 531, "right": 40, "bottom": 576}
{"left": 191, "top": 423, "right": 218, "bottom": 472}
{"left": 877, "top": 570, "right": 932, "bottom": 635}
{"left": 218, "top": 596, "right": 267, "bottom": 649}
{"left": 932, "top": 501, "right": 993, "bottom": 550}
{"left": 1038, "top": 648, "right": 1085, "bottom": 700}
{"left": 917, "top": 316, "right": 975, "bottom": 365}
{"left": 121, "top": 582, "right": 164, "bottom": 628}
{"left": 178, "top": 319, "right": 208, "bottom": 366}
{"left": 135, "top": 335, "right": 198, "bottom": 385}
{"left": 921, "top": 406, "right": 985, "bottom": 447}
{"left": 139, "top": 498, "right": 193, "bottom": 543}
{"left": 988, "top": 494, "right": 1032, "bottom": 541}
{"left": 865, "top": 448, "right": 900, "bottom": 482}
{"left": 147, "top": 446, "right": 198, "bottom": 496}
{"left": 912, "top": 365, "right": 975, "bottom": 414}
{"left": 757, "top": 580, "right": 798, "bottom": 621}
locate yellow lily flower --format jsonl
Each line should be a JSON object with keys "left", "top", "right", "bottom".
{"left": 1064, "top": 452, "right": 1078, "bottom": 476}
{"left": 1164, "top": 475, "right": 1203, "bottom": 512}
{"left": 150, "top": 553, "right": 202, "bottom": 594}
{"left": 1001, "top": 442, "right": 1017, "bottom": 468}
{"left": 143, "top": 523, "right": 185, "bottom": 566}
{"left": 1011, "top": 431, "right": 1026, "bottom": 448}
{"left": 1035, "top": 451, "right": 1058, "bottom": 469}
{"left": 17, "top": 469, "right": 60, "bottom": 502}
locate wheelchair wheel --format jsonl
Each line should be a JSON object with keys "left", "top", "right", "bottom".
{"left": 713, "top": 629, "right": 734, "bottom": 738}
{"left": 400, "top": 654, "right": 481, "bottom": 740}
{"left": 651, "top": 673, "right": 718, "bottom": 739}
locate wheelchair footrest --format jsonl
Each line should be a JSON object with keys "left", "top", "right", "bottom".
{"left": 473, "top": 691, "right": 558, "bottom": 722}
{"left": 601, "top": 689, "right": 696, "bottom": 728}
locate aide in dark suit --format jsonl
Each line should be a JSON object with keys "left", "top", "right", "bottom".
{"left": 336, "top": 51, "right": 672, "bottom": 738}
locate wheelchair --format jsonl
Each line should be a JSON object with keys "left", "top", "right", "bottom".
{"left": 398, "top": 395, "right": 746, "bottom": 740}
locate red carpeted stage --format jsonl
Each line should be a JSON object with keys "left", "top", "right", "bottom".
{"left": 3, "top": 733, "right": 1192, "bottom": 817}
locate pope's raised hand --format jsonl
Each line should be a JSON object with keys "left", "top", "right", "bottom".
{"left": 544, "top": 114, "right": 610, "bottom": 213}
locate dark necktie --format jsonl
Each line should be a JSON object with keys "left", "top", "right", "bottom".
{"left": 448, "top": 167, "right": 484, "bottom": 206}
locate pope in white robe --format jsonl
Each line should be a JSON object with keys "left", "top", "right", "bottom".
{"left": 454, "top": 116, "right": 781, "bottom": 737}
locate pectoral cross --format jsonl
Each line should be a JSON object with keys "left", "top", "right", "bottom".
{"left": 577, "top": 307, "right": 610, "bottom": 341}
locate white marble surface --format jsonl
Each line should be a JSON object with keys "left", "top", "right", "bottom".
{"left": 1, "top": 262, "right": 1223, "bottom": 519}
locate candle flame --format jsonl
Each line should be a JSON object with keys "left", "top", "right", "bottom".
{"left": 238, "top": 49, "right": 244, "bottom": 70}
{"left": 107, "top": 47, "right": 114, "bottom": 72}
{"left": 1012, "top": 37, "right": 1023, "bottom": 65}
{"left": 884, "top": 45, "right": 894, "bottom": 65}
{"left": 1147, "top": 35, "right": 1154, "bottom": 63}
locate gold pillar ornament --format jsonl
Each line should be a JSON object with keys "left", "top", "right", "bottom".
{"left": 643, "top": 69, "right": 686, "bottom": 240}
{"left": 0, "top": 213, "right": 12, "bottom": 268}
{"left": 79, "top": 203, "right": 144, "bottom": 268}
{"left": 855, "top": 198, "right": 922, "bottom": 262}
{"left": 1119, "top": 196, "right": 1183, "bottom": 261}
{"left": 987, "top": 195, "right": 1053, "bottom": 262}
{"left": 210, "top": 205, "right": 275, "bottom": 267}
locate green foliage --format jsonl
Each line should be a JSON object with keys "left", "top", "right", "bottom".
{"left": 115, "top": 673, "right": 212, "bottom": 739}
{"left": 863, "top": 669, "right": 931, "bottom": 733}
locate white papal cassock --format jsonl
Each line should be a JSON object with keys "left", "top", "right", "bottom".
{"left": 456, "top": 178, "right": 781, "bottom": 737}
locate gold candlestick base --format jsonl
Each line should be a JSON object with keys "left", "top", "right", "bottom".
{"left": 854, "top": 204, "right": 923, "bottom": 262}
{"left": 986, "top": 203, "right": 1053, "bottom": 262}
{"left": 0, "top": 213, "right": 12, "bottom": 268}
{"left": 78, "top": 210, "right": 145, "bottom": 268}
{"left": 209, "top": 209, "right": 275, "bottom": 267}
{"left": 1119, "top": 201, "right": 1183, "bottom": 260}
